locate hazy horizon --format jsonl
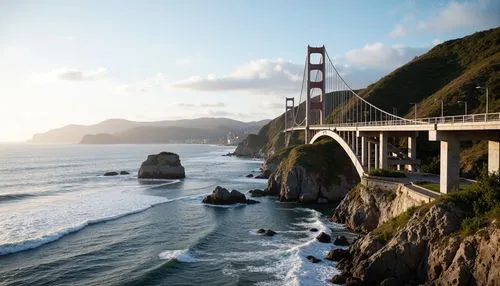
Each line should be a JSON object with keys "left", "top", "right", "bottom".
{"left": 1, "top": 0, "right": 499, "bottom": 141}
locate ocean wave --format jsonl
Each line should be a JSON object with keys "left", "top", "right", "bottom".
{"left": 158, "top": 249, "right": 198, "bottom": 263}
{"left": 202, "top": 203, "right": 248, "bottom": 209}
{"left": 0, "top": 193, "right": 37, "bottom": 202}
{"left": 0, "top": 190, "right": 210, "bottom": 257}
{"left": 0, "top": 205, "right": 157, "bottom": 256}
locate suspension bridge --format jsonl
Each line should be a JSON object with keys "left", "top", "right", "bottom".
{"left": 284, "top": 46, "right": 500, "bottom": 194}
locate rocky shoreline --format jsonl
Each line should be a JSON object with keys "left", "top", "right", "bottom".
{"left": 233, "top": 137, "right": 499, "bottom": 285}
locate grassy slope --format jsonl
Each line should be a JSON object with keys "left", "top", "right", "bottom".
{"left": 273, "top": 139, "right": 358, "bottom": 186}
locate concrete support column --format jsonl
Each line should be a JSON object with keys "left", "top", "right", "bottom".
{"left": 352, "top": 132, "right": 356, "bottom": 152}
{"left": 361, "top": 136, "right": 367, "bottom": 167}
{"left": 440, "top": 136, "right": 460, "bottom": 194}
{"left": 408, "top": 135, "right": 416, "bottom": 172}
{"left": 367, "top": 141, "right": 372, "bottom": 171}
{"left": 355, "top": 134, "right": 359, "bottom": 157}
{"left": 488, "top": 140, "right": 500, "bottom": 174}
{"left": 379, "top": 132, "right": 388, "bottom": 169}
{"left": 375, "top": 143, "right": 379, "bottom": 169}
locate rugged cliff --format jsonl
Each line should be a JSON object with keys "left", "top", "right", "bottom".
{"left": 333, "top": 171, "right": 500, "bottom": 285}
{"left": 331, "top": 178, "right": 431, "bottom": 233}
{"left": 265, "top": 139, "right": 359, "bottom": 203}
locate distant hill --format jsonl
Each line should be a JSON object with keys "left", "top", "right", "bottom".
{"left": 235, "top": 27, "right": 500, "bottom": 177}
{"left": 80, "top": 126, "right": 229, "bottom": 144}
{"left": 30, "top": 118, "right": 270, "bottom": 143}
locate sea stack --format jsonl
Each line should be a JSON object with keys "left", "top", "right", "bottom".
{"left": 138, "top": 152, "right": 185, "bottom": 179}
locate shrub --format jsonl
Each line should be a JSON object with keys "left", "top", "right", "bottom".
{"left": 369, "top": 169, "right": 407, "bottom": 178}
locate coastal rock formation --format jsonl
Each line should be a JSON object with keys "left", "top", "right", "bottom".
{"left": 306, "top": 255, "right": 321, "bottom": 263}
{"left": 331, "top": 179, "right": 428, "bottom": 233}
{"left": 266, "top": 140, "right": 359, "bottom": 203}
{"left": 257, "top": 229, "right": 276, "bottom": 236}
{"left": 337, "top": 202, "right": 500, "bottom": 285}
{"left": 104, "top": 171, "right": 119, "bottom": 176}
{"left": 233, "top": 134, "right": 264, "bottom": 157}
{"left": 202, "top": 186, "right": 259, "bottom": 205}
{"left": 138, "top": 152, "right": 185, "bottom": 179}
{"left": 316, "top": 232, "right": 331, "bottom": 243}
{"left": 333, "top": 235, "right": 349, "bottom": 246}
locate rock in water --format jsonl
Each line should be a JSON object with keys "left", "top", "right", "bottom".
{"left": 138, "top": 152, "right": 185, "bottom": 179}
{"left": 331, "top": 274, "right": 347, "bottom": 284}
{"left": 264, "top": 229, "right": 276, "bottom": 236}
{"left": 120, "top": 171, "right": 130, "bottom": 175}
{"left": 334, "top": 235, "right": 350, "bottom": 246}
{"left": 104, "top": 171, "right": 119, "bottom": 176}
{"left": 325, "top": 248, "right": 350, "bottom": 261}
{"left": 203, "top": 186, "right": 258, "bottom": 205}
{"left": 316, "top": 232, "right": 331, "bottom": 243}
{"left": 306, "top": 255, "right": 321, "bottom": 263}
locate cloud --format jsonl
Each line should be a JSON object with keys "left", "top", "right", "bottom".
{"left": 260, "top": 101, "right": 284, "bottom": 110}
{"left": 343, "top": 43, "right": 425, "bottom": 69}
{"left": 388, "top": 24, "right": 407, "bottom": 38}
{"left": 171, "top": 58, "right": 303, "bottom": 95}
{"left": 34, "top": 68, "right": 110, "bottom": 82}
{"left": 415, "top": 1, "right": 497, "bottom": 32}
{"left": 389, "top": 1, "right": 499, "bottom": 37}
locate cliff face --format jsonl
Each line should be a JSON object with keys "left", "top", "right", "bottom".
{"left": 266, "top": 140, "right": 359, "bottom": 203}
{"left": 339, "top": 203, "right": 500, "bottom": 285}
{"left": 333, "top": 171, "right": 500, "bottom": 285}
{"left": 331, "top": 178, "right": 431, "bottom": 233}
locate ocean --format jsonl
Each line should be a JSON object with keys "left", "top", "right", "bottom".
{"left": 0, "top": 143, "right": 352, "bottom": 285}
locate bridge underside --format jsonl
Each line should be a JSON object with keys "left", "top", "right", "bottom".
{"left": 293, "top": 126, "right": 500, "bottom": 194}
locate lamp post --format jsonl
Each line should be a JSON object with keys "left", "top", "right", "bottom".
{"left": 476, "top": 86, "right": 488, "bottom": 115}
{"left": 458, "top": 100, "right": 467, "bottom": 115}
{"left": 409, "top": 102, "right": 417, "bottom": 121}
{"left": 440, "top": 100, "right": 443, "bottom": 118}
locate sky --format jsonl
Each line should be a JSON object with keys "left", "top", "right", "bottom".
{"left": 0, "top": 0, "right": 499, "bottom": 141}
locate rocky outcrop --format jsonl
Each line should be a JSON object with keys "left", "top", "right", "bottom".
{"left": 202, "top": 186, "right": 259, "bottom": 205}
{"left": 233, "top": 134, "right": 265, "bottom": 157}
{"left": 331, "top": 179, "right": 429, "bottom": 233}
{"left": 266, "top": 141, "right": 359, "bottom": 203}
{"left": 138, "top": 152, "right": 185, "bottom": 179}
{"left": 257, "top": 229, "right": 276, "bottom": 236}
{"left": 337, "top": 202, "right": 500, "bottom": 285}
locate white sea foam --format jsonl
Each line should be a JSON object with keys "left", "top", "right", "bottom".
{"left": 158, "top": 249, "right": 198, "bottom": 263}
{"left": 243, "top": 208, "right": 341, "bottom": 286}
{"left": 202, "top": 203, "right": 248, "bottom": 209}
{"left": 0, "top": 183, "right": 175, "bottom": 256}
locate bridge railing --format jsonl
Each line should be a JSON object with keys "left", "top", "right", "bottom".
{"left": 417, "top": 112, "right": 500, "bottom": 124}
{"left": 286, "top": 112, "right": 500, "bottom": 131}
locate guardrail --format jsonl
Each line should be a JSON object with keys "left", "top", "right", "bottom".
{"left": 287, "top": 112, "right": 500, "bottom": 130}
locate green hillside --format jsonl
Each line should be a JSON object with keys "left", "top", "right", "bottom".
{"left": 358, "top": 27, "right": 499, "bottom": 119}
